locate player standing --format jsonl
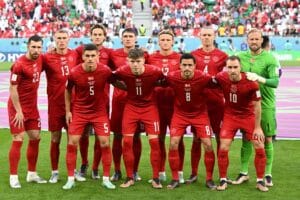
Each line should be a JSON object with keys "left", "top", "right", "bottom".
{"left": 63, "top": 44, "right": 115, "bottom": 190}
{"left": 147, "top": 30, "right": 185, "bottom": 183}
{"left": 8, "top": 35, "right": 47, "bottom": 188}
{"left": 166, "top": 53, "right": 216, "bottom": 189}
{"left": 114, "top": 48, "right": 163, "bottom": 188}
{"left": 233, "top": 29, "right": 280, "bottom": 187}
{"left": 110, "top": 28, "right": 146, "bottom": 182}
{"left": 43, "top": 29, "right": 79, "bottom": 183}
{"left": 188, "top": 27, "right": 228, "bottom": 183}
{"left": 75, "top": 24, "right": 112, "bottom": 179}
{"left": 215, "top": 56, "right": 268, "bottom": 192}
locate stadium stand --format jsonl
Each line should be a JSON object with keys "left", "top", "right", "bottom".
{"left": 151, "top": 0, "right": 300, "bottom": 37}
{"left": 0, "top": 0, "right": 134, "bottom": 38}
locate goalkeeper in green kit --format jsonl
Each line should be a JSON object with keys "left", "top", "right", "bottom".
{"left": 232, "top": 29, "right": 280, "bottom": 187}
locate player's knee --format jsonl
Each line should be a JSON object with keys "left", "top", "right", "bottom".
{"left": 169, "top": 138, "right": 179, "bottom": 150}
{"left": 12, "top": 133, "right": 25, "bottom": 141}
{"left": 265, "top": 136, "right": 273, "bottom": 144}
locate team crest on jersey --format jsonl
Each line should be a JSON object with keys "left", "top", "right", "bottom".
{"left": 212, "top": 56, "right": 219, "bottom": 62}
{"left": 230, "top": 85, "right": 237, "bottom": 93}
{"left": 184, "top": 84, "right": 191, "bottom": 92}
{"left": 250, "top": 58, "right": 255, "bottom": 63}
{"left": 101, "top": 52, "right": 109, "bottom": 59}
{"left": 135, "top": 78, "right": 142, "bottom": 86}
{"left": 68, "top": 56, "right": 73, "bottom": 62}
{"left": 88, "top": 76, "right": 94, "bottom": 81}
{"left": 162, "top": 59, "right": 168, "bottom": 63}
{"left": 171, "top": 59, "right": 178, "bottom": 66}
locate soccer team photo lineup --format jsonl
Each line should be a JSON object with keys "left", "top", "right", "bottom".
{"left": 0, "top": 0, "right": 300, "bottom": 198}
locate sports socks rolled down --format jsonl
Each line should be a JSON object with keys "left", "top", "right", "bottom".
{"left": 168, "top": 149, "right": 179, "bottom": 180}
{"left": 50, "top": 141, "right": 60, "bottom": 171}
{"left": 217, "top": 149, "right": 229, "bottom": 179}
{"left": 27, "top": 139, "right": 40, "bottom": 172}
{"left": 191, "top": 139, "right": 201, "bottom": 176}
{"left": 240, "top": 140, "right": 253, "bottom": 174}
{"left": 204, "top": 150, "right": 215, "bottom": 181}
{"left": 66, "top": 144, "right": 77, "bottom": 177}
{"left": 265, "top": 142, "right": 274, "bottom": 175}
{"left": 122, "top": 136, "right": 134, "bottom": 178}
{"left": 9, "top": 140, "right": 23, "bottom": 174}
{"left": 149, "top": 138, "right": 161, "bottom": 179}
{"left": 255, "top": 148, "right": 266, "bottom": 179}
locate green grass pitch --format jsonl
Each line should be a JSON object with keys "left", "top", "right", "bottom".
{"left": 0, "top": 129, "right": 299, "bottom": 199}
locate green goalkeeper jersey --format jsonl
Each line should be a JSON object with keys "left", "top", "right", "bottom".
{"left": 238, "top": 50, "right": 280, "bottom": 109}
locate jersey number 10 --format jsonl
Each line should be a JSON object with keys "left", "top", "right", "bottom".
{"left": 229, "top": 93, "right": 237, "bottom": 103}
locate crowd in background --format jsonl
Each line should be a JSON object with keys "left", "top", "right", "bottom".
{"left": 151, "top": 0, "right": 300, "bottom": 37}
{"left": 0, "top": 0, "right": 299, "bottom": 38}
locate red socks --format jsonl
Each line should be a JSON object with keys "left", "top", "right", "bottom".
{"left": 79, "top": 135, "right": 89, "bottom": 166}
{"left": 50, "top": 141, "right": 60, "bottom": 171}
{"left": 9, "top": 141, "right": 23, "bottom": 174}
{"left": 133, "top": 136, "right": 142, "bottom": 173}
{"left": 66, "top": 144, "right": 77, "bottom": 176}
{"left": 204, "top": 150, "right": 215, "bottom": 180}
{"left": 101, "top": 146, "right": 112, "bottom": 177}
{"left": 112, "top": 136, "right": 122, "bottom": 172}
{"left": 191, "top": 139, "right": 201, "bottom": 176}
{"left": 168, "top": 149, "right": 179, "bottom": 180}
{"left": 122, "top": 136, "right": 134, "bottom": 178}
{"left": 27, "top": 139, "right": 40, "bottom": 172}
{"left": 217, "top": 149, "right": 229, "bottom": 179}
{"left": 159, "top": 137, "right": 166, "bottom": 172}
{"left": 92, "top": 139, "right": 102, "bottom": 171}
{"left": 178, "top": 139, "right": 185, "bottom": 171}
{"left": 255, "top": 148, "right": 266, "bottom": 179}
{"left": 149, "top": 138, "right": 161, "bottom": 179}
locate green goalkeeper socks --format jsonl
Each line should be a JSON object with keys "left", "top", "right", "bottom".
{"left": 240, "top": 140, "right": 253, "bottom": 174}
{"left": 265, "top": 142, "right": 274, "bottom": 175}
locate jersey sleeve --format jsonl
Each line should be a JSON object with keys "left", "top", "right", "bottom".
{"left": 267, "top": 54, "right": 280, "bottom": 78}
{"left": 10, "top": 62, "right": 22, "bottom": 85}
{"left": 250, "top": 82, "right": 261, "bottom": 101}
{"left": 66, "top": 71, "right": 75, "bottom": 91}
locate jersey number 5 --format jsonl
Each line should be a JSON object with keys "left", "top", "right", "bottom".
{"left": 90, "top": 85, "right": 94, "bottom": 95}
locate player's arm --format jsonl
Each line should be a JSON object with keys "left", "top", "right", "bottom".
{"left": 246, "top": 72, "right": 279, "bottom": 88}
{"left": 9, "top": 84, "right": 24, "bottom": 128}
{"left": 65, "top": 80, "right": 73, "bottom": 126}
{"left": 253, "top": 99, "right": 264, "bottom": 143}
{"left": 109, "top": 72, "right": 127, "bottom": 90}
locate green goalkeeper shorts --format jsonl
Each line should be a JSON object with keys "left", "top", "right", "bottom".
{"left": 261, "top": 108, "right": 277, "bottom": 137}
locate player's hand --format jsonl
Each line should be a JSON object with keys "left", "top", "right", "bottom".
{"left": 13, "top": 111, "right": 24, "bottom": 128}
{"left": 66, "top": 112, "right": 72, "bottom": 126}
{"left": 253, "top": 127, "right": 265, "bottom": 143}
{"left": 246, "top": 72, "right": 266, "bottom": 83}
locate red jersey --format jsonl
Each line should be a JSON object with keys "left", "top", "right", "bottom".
{"left": 66, "top": 63, "right": 112, "bottom": 116}
{"left": 215, "top": 72, "right": 261, "bottom": 117}
{"left": 148, "top": 51, "right": 180, "bottom": 109}
{"left": 166, "top": 70, "right": 211, "bottom": 118}
{"left": 191, "top": 48, "right": 227, "bottom": 104}
{"left": 114, "top": 64, "right": 163, "bottom": 107}
{"left": 110, "top": 48, "right": 149, "bottom": 100}
{"left": 8, "top": 55, "right": 43, "bottom": 118}
{"left": 75, "top": 45, "right": 112, "bottom": 66}
{"left": 42, "top": 49, "right": 78, "bottom": 115}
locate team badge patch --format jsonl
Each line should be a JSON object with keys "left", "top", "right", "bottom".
{"left": 11, "top": 74, "right": 18, "bottom": 81}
